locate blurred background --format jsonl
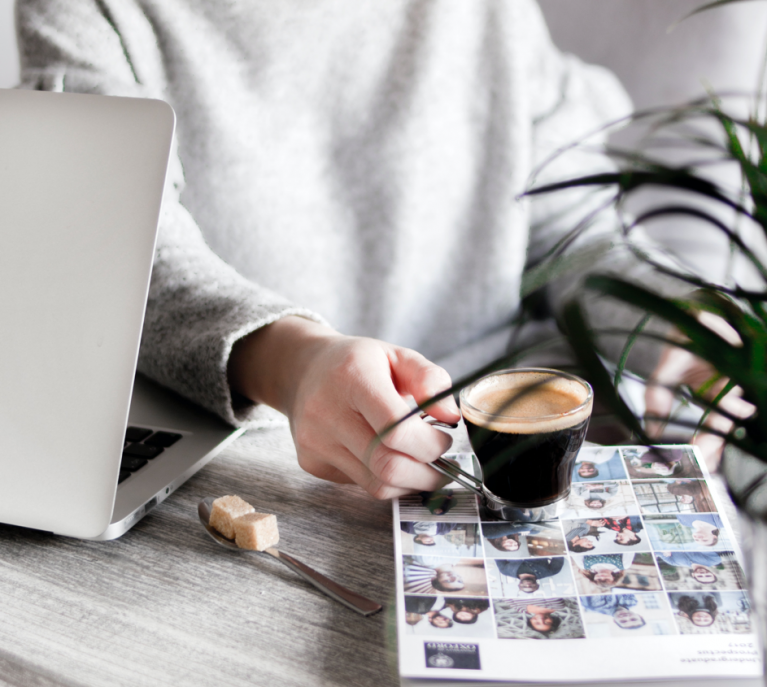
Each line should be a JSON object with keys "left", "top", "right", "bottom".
{"left": 539, "top": 0, "right": 767, "bottom": 286}
{"left": 0, "top": 0, "right": 17, "bottom": 90}
{"left": 2, "top": 0, "right": 767, "bottom": 281}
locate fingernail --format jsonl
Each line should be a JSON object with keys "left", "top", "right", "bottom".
{"left": 419, "top": 411, "right": 459, "bottom": 429}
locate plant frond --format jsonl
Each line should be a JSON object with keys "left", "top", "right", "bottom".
{"left": 671, "top": 0, "right": 765, "bottom": 31}
{"left": 626, "top": 206, "right": 767, "bottom": 282}
{"left": 614, "top": 314, "right": 652, "bottom": 388}
{"left": 561, "top": 300, "right": 648, "bottom": 441}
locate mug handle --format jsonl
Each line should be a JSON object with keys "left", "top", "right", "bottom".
{"left": 430, "top": 457, "right": 484, "bottom": 498}
{"left": 419, "top": 412, "right": 484, "bottom": 498}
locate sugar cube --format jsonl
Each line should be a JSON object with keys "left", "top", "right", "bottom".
{"left": 209, "top": 495, "right": 255, "bottom": 539}
{"left": 234, "top": 512, "right": 279, "bottom": 551}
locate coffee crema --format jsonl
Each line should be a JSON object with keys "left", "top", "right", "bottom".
{"left": 461, "top": 371, "right": 592, "bottom": 434}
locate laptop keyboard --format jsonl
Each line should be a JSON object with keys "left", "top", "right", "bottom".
{"left": 119, "top": 426, "right": 183, "bottom": 484}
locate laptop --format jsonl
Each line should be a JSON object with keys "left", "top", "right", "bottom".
{"left": 0, "top": 88, "right": 243, "bottom": 541}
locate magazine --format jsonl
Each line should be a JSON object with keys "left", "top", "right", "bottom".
{"left": 393, "top": 445, "right": 763, "bottom": 683}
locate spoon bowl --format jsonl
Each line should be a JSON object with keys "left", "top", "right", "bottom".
{"left": 198, "top": 497, "right": 382, "bottom": 616}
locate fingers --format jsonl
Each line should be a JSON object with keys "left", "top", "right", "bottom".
{"left": 328, "top": 403, "right": 453, "bottom": 495}
{"left": 644, "top": 383, "right": 676, "bottom": 438}
{"left": 692, "top": 431, "right": 725, "bottom": 473}
{"left": 387, "top": 346, "right": 461, "bottom": 424}
{"left": 288, "top": 337, "right": 458, "bottom": 499}
{"left": 647, "top": 334, "right": 756, "bottom": 471}
{"left": 645, "top": 345, "right": 725, "bottom": 436}
{"left": 692, "top": 380, "right": 754, "bottom": 471}
{"left": 645, "top": 345, "right": 698, "bottom": 435}
{"left": 710, "top": 384, "right": 754, "bottom": 422}
{"left": 297, "top": 434, "right": 448, "bottom": 499}
{"left": 350, "top": 348, "right": 455, "bottom": 464}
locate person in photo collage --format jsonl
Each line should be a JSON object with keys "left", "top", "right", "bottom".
{"left": 404, "top": 596, "right": 452, "bottom": 628}
{"left": 401, "top": 521, "right": 458, "bottom": 547}
{"left": 403, "top": 557, "right": 466, "bottom": 595}
{"left": 482, "top": 522, "right": 564, "bottom": 557}
{"left": 622, "top": 448, "right": 703, "bottom": 480}
{"left": 645, "top": 513, "right": 728, "bottom": 551}
{"left": 573, "top": 482, "right": 619, "bottom": 510}
{"left": 495, "top": 557, "right": 565, "bottom": 594}
{"left": 566, "top": 520, "right": 602, "bottom": 553}
{"left": 576, "top": 553, "right": 634, "bottom": 588}
{"left": 444, "top": 598, "right": 491, "bottom": 625}
{"left": 657, "top": 551, "right": 722, "bottom": 585}
{"left": 670, "top": 591, "right": 752, "bottom": 635}
{"left": 657, "top": 551, "right": 746, "bottom": 592}
{"left": 566, "top": 516, "right": 643, "bottom": 553}
{"left": 404, "top": 556, "right": 488, "bottom": 597}
{"left": 676, "top": 594, "right": 719, "bottom": 628}
{"left": 573, "top": 448, "right": 626, "bottom": 482}
{"left": 493, "top": 598, "right": 586, "bottom": 640}
{"left": 579, "top": 594, "right": 646, "bottom": 630}
{"left": 560, "top": 481, "right": 638, "bottom": 519}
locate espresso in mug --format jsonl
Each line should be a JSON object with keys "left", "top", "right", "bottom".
{"left": 461, "top": 369, "right": 592, "bottom": 507}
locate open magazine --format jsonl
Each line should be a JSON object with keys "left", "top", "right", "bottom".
{"left": 392, "top": 445, "right": 763, "bottom": 683}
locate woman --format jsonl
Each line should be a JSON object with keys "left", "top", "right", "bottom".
{"left": 403, "top": 557, "right": 466, "bottom": 595}
{"left": 676, "top": 594, "right": 719, "bottom": 628}
{"left": 580, "top": 594, "right": 646, "bottom": 630}
{"left": 15, "top": 0, "right": 703, "bottom": 501}
{"left": 603, "top": 516, "right": 643, "bottom": 547}
{"left": 565, "top": 521, "right": 600, "bottom": 553}
{"left": 577, "top": 553, "right": 635, "bottom": 589}
{"left": 444, "top": 598, "right": 490, "bottom": 625}
{"left": 503, "top": 598, "right": 568, "bottom": 637}
{"left": 482, "top": 522, "right": 535, "bottom": 554}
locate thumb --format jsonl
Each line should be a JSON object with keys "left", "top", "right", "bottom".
{"left": 644, "top": 345, "right": 693, "bottom": 438}
{"left": 387, "top": 345, "right": 460, "bottom": 424}
{"left": 644, "top": 382, "right": 675, "bottom": 438}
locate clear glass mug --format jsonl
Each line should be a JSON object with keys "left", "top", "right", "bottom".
{"left": 430, "top": 368, "right": 593, "bottom": 521}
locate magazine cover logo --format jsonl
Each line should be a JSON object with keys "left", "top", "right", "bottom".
{"left": 424, "top": 642, "right": 481, "bottom": 670}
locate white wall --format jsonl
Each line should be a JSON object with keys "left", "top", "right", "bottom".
{"left": 539, "top": 0, "right": 767, "bottom": 110}
{"left": 538, "top": 0, "right": 767, "bottom": 283}
{"left": 0, "top": 0, "right": 17, "bottom": 88}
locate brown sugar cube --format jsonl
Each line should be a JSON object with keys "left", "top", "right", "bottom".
{"left": 234, "top": 512, "right": 279, "bottom": 551}
{"left": 209, "top": 495, "right": 255, "bottom": 539}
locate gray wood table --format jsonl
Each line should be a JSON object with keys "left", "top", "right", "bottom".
{"left": 0, "top": 424, "right": 400, "bottom": 687}
{"left": 0, "top": 425, "right": 753, "bottom": 687}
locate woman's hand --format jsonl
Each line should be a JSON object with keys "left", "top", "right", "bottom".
{"left": 228, "top": 316, "right": 460, "bottom": 499}
{"left": 644, "top": 312, "right": 753, "bottom": 471}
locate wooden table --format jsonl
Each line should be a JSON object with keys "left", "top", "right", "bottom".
{"left": 0, "top": 424, "right": 755, "bottom": 687}
{"left": 0, "top": 423, "right": 403, "bottom": 687}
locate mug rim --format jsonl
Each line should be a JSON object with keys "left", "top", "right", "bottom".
{"left": 459, "top": 367, "right": 593, "bottom": 424}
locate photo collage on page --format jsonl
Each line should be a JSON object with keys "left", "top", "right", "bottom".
{"left": 398, "top": 448, "right": 751, "bottom": 641}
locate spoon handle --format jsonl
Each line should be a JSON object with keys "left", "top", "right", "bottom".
{"left": 264, "top": 547, "right": 382, "bottom": 616}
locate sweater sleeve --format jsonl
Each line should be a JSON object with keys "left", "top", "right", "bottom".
{"left": 15, "top": 0, "right": 326, "bottom": 427}
{"left": 521, "top": 0, "right": 690, "bottom": 375}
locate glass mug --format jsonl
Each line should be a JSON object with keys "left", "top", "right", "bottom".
{"left": 430, "top": 368, "right": 593, "bottom": 521}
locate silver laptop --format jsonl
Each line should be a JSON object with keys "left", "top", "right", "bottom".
{"left": 0, "top": 88, "right": 243, "bottom": 540}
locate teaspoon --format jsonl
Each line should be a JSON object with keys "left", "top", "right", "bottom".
{"left": 197, "top": 497, "right": 382, "bottom": 616}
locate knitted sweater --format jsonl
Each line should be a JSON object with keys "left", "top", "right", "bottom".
{"left": 17, "top": 0, "right": 655, "bottom": 428}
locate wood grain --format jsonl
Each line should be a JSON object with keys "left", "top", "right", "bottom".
{"left": 0, "top": 425, "right": 398, "bottom": 687}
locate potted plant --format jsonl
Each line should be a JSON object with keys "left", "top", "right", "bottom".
{"left": 522, "top": 0, "right": 767, "bottom": 665}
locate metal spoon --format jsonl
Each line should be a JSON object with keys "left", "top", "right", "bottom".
{"left": 197, "top": 497, "right": 382, "bottom": 616}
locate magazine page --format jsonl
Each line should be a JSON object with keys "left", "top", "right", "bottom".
{"left": 393, "top": 446, "right": 763, "bottom": 683}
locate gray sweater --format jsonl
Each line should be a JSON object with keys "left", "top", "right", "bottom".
{"left": 16, "top": 0, "right": 662, "bottom": 428}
